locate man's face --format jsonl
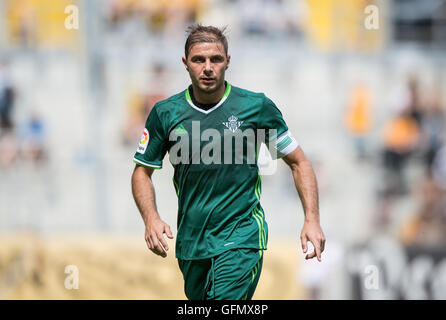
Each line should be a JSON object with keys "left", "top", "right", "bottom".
{"left": 182, "top": 42, "right": 230, "bottom": 95}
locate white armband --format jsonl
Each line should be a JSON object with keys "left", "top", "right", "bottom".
{"left": 268, "top": 130, "right": 299, "bottom": 159}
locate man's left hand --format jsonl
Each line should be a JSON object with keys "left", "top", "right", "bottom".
{"left": 300, "top": 220, "right": 326, "bottom": 262}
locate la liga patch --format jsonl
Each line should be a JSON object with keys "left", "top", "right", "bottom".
{"left": 136, "top": 128, "right": 149, "bottom": 154}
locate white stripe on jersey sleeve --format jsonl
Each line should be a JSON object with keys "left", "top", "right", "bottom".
{"left": 133, "top": 157, "right": 162, "bottom": 169}
{"left": 269, "top": 130, "right": 299, "bottom": 159}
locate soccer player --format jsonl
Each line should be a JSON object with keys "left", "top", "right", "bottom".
{"left": 131, "top": 24, "right": 326, "bottom": 300}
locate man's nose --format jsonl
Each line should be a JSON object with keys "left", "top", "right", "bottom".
{"left": 204, "top": 59, "right": 212, "bottom": 73}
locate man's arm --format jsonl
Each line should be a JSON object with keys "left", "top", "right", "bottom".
{"left": 282, "top": 146, "right": 326, "bottom": 262}
{"left": 131, "top": 164, "right": 173, "bottom": 258}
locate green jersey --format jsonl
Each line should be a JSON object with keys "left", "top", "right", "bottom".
{"left": 133, "top": 82, "right": 298, "bottom": 260}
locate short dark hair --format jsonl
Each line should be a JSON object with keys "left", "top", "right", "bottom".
{"left": 184, "top": 24, "right": 228, "bottom": 59}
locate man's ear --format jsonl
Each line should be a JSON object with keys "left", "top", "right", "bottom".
{"left": 225, "top": 54, "right": 231, "bottom": 70}
{"left": 182, "top": 56, "right": 188, "bottom": 71}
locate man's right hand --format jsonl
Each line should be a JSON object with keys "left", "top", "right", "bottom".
{"left": 144, "top": 217, "right": 174, "bottom": 258}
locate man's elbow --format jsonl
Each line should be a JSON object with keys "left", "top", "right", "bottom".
{"left": 288, "top": 147, "right": 315, "bottom": 170}
{"left": 289, "top": 159, "right": 311, "bottom": 173}
{"left": 286, "top": 155, "right": 314, "bottom": 175}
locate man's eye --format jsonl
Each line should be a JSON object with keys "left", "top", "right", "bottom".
{"left": 211, "top": 57, "right": 224, "bottom": 63}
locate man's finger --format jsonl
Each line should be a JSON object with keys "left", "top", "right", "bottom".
{"left": 154, "top": 235, "right": 168, "bottom": 257}
{"left": 145, "top": 236, "right": 152, "bottom": 250}
{"left": 153, "top": 245, "right": 167, "bottom": 257}
{"left": 146, "top": 234, "right": 153, "bottom": 249}
{"left": 165, "top": 225, "right": 174, "bottom": 239}
{"left": 150, "top": 248, "right": 164, "bottom": 257}
{"left": 150, "top": 232, "right": 159, "bottom": 248}
{"left": 313, "top": 241, "right": 322, "bottom": 261}
{"left": 157, "top": 232, "right": 169, "bottom": 251}
{"left": 150, "top": 233, "right": 166, "bottom": 256}
{"left": 305, "top": 251, "right": 316, "bottom": 260}
{"left": 301, "top": 235, "right": 308, "bottom": 253}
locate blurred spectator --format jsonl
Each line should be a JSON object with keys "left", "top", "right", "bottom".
{"left": 373, "top": 187, "right": 394, "bottom": 230}
{"left": 0, "top": 60, "right": 18, "bottom": 169}
{"left": 432, "top": 145, "right": 446, "bottom": 190}
{"left": 381, "top": 107, "right": 420, "bottom": 195}
{"left": 20, "top": 112, "right": 48, "bottom": 165}
{"left": 388, "top": 80, "right": 411, "bottom": 114}
{"left": 0, "top": 60, "right": 15, "bottom": 134}
{"left": 344, "top": 83, "right": 373, "bottom": 160}
{"left": 400, "top": 171, "right": 446, "bottom": 246}
{"left": 407, "top": 76, "right": 425, "bottom": 126}
{"left": 388, "top": 76, "right": 425, "bottom": 119}
{"left": 419, "top": 88, "right": 445, "bottom": 171}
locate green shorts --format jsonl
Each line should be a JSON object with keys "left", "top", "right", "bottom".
{"left": 178, "top": 248, "right": 264, "bottom": 300}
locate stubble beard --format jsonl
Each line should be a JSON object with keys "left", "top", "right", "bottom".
{"left": 195, "top": 77, "right": 225, "bottom": 96}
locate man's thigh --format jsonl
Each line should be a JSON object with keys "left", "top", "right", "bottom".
{"left": 209, "top": 248, "right": 263, "bottom": 300}
{"left": 178, "top": 249, "right": 263, "bottom": 300}
{"left": 178, "top": 258, "right": 212, "bottom": 300}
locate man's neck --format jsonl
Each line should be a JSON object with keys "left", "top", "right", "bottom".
{"left": 191, "top": 81, "right": 226, "bottom": 105}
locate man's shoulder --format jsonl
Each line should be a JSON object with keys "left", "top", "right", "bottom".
{"left": 230, "top": 84, "right": 267, "bottom": 102}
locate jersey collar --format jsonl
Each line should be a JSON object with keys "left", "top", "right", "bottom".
{"left": 185, "top": 81, "right": 232, "bottom": 114}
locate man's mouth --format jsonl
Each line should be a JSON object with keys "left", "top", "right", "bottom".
{"left": 201, "top": 78, "right": 216, "bottom": 83}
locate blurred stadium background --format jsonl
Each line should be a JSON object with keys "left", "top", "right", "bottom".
{"left": 0, "top": 0, "right": 446, "bottom": 299}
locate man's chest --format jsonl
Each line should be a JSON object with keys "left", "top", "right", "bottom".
{"left": 166, "top": 104, "right": 262, "bottom": 165}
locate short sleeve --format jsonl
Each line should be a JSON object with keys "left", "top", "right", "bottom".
{"left": 258, "top": 95, "right": 299, "bottom": 159}
{"left": 258, "top": 96, "right": 289, "bottom": 140}
{"left": 133, "top": 105, "right": 168, "bottom": 168}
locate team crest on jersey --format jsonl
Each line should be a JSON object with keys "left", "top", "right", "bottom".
{"left": 222, "top": 115, "right": 243, "bottom": 133}
{"left": 137, "top": 128, "right": 149, "bottom": 154}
